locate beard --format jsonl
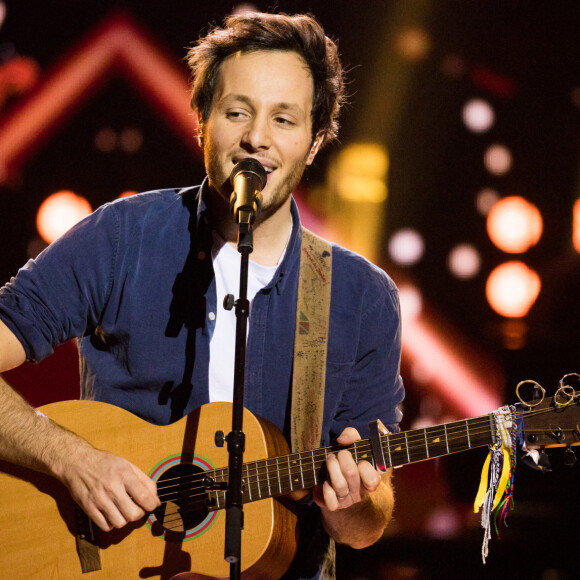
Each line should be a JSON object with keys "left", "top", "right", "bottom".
{"left": 203, "top": 143, "right": 311, "bottom": 225}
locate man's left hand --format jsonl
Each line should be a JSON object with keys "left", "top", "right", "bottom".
{"left": 312, "top": 427, "right": 381, "bottom": 511}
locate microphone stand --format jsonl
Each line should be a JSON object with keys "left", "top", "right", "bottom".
{"left": 223, "top": 209, "right": 255, "bottom": 580}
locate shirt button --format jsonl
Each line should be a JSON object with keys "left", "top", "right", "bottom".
{"left": 197, "top": 250, "right": 206, "bottom": 260}
{"left": 208, "top": 312, "right": 216, "bottom": 321}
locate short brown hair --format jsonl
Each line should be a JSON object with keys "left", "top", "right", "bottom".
{"left": 186, "top": 12, "right": 345, "bottom": 145}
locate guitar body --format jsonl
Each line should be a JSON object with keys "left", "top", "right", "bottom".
{"left": 0, "top": 400, "right": 297, "bottom": 579}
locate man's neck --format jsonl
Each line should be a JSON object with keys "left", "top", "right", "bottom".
{"left": 205, "top": 189, "right": 293, "bottom": 267}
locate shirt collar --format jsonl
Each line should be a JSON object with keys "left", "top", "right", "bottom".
{"left": 195, "top": 176, "right": 303, "bottom": 291}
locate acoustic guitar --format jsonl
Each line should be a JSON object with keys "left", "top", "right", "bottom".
{"left": 1, "top": 393, "right": 578, "bottom": 579}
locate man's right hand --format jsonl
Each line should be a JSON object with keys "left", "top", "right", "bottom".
{"left": 56, "top": 445, "right": 161, "bottom": 531}
{"left": 0, "top": 321, "right": 160, "bottom": 532}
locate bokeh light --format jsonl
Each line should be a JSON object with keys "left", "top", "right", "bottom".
{"left": 388, "top": 228, "right": 425, "bottom": 265}
{"left": 462, "top": 98, "right": 495, "bottom": 133}
{"left": 573, "top": 198, "right": 580, "bottom": 253}
{"left": 486, "top": 196, "right": 543, "bottom": 253}
{"left": 486, "top": 261, "right": 541, "bottom": 317}
{"left": 36, "top": 190, "right": 92, "bottom": 244}
{"left": 399, "top": 284, "right": 424, "bottom": 321}
{"left": 334, "top": 143, "right": 389, "bottom": 203}
{"left": 484, "top": 144, "right": 512, "bottom": 175}
{"left": 475, "top": 187, "right": 500, "bottom": 216}
{"left": 395, "top": 27, "right": 431, "bottom": 61}
{"left": 447, "top": 243, "right": 481, "bottom": 279}
{"left": 118, "top": 190, "right": 139, "bottom": 199}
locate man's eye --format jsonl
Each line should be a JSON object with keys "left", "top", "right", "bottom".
{"left": 226, "top": 111, "right": 247, "bottom": 120}
{"left": 275, "top": 117, "right": 295, "bottom": 126}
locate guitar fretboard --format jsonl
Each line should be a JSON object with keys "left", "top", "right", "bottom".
{"left": 206, "top": 413, "right": 497, "bottom": 509}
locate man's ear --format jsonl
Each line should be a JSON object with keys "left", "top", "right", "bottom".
{"left": 196, "top": 113, "right": 205, "bottom": 148}
{"left": 306, "top": 131, "right": 325, "bottom": 165}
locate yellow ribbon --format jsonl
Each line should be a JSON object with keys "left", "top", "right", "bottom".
{"left": 473, "top": 445, "right": 511, "bottom": 513}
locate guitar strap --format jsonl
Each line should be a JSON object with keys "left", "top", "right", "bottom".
{"left": 291, "top": 227, "right": 335, "bottom": 580}
{"left": 290, "top": 227, "right": 332, "bottom": 453}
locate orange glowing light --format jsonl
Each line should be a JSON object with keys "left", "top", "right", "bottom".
{"left": 487, "top": 196, "right": 543, "bottom": 253}
{"left": 486, "top": 261, "right": 541, "bottom": 317}
{"left": 36, "top": 190, "right": 92, "bottom": 244}
{"left": 118, "top": 190, "right": 139, "bottom": 198}
{"left": 573, "top": 199, "right": 580, "bottom": 254}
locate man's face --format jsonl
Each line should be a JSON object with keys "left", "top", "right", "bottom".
{"left": 201, "top": 50, "right": 322, "bottom": 220}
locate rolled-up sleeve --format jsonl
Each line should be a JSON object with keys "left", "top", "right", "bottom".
{"left": 0, "top": 204, "right": 119, "bottom": 363}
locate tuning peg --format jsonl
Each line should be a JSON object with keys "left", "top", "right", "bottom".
{"left": 564, "top": 446, "right": 577, "bottom": 467}
{"left": 538, "top": 448, "right": 552, "bottom": 472}
{"left": 520, "top": 448, "right": 552, "bottom": 472}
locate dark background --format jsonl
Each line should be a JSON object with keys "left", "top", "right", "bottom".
{"left": 2, "top": 1, "right": 580, "bottom": 578}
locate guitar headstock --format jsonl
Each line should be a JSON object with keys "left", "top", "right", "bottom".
{"left": 518, "top": 374, "right": 580, "bottom": 449}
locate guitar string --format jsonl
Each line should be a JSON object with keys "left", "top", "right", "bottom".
{"left": 153, "top": 410, "right": 573, "bottom": 498}
{"left": 155, "top": 405, "right": 576, "bottom": 530}
{"left": 155, "top": 405, "right": 571, "bottom": 501}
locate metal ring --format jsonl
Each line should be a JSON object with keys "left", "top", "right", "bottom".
{"left": 515, "top": 379, "right": 545, "bottom": 408}
{"left": 337, "top": 489, "right": 350, "bottom": 501}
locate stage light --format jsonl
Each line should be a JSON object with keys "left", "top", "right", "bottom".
{"left": 447, "top": 243, "right": 481, "bottom": 279}
{"left": 462, "top": 98, "right": 495, "bottom": 133}
{"left": 388, "top": 228, "right": 425, "bottom": 265}
{"left": 399, "top": 284, "right": 423, "bottom": 321}
{"left": 395, "top": 27, "right": 431, "bottom": 61}
{"left": 486, "top": 261, "right": 541, "bottom": 317}
{"left": 440, "top": 54, "right": 465, "bottom": 79}
{"left": 573, "top": 198, "right": 580, "bottom": 253}
{"left": 119, "top": 127, "right": 143, "bottom": 153}
{"left": 484, "top": 143, "right": 512, "bottom": 175}
{"left": 36, "top": 190, "right": 92, "bottom": 244}
{"left": 486, "top": 196, "right": 543, "bottom": 253}
{"left": 94, "top": 127, "right": 116, "bottom": 153}
{"left": 475, "top": 187, "right": 500, "bottom": 216}
{"left": 334, "top": 144, "right": 388, "bottom": 203}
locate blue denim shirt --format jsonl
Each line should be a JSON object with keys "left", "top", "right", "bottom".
{"left": 0, "top": 181, "right": 403, "bottom": 439}
{"left": 0, "top": 180, "right": 404, "bottom": 578}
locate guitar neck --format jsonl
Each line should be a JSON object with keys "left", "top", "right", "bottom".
{"left": 206, "top": 413, "right": 497, "bottom": 509}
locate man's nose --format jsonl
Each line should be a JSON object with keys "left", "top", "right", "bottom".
{"left": 241, "top": 115, "right": 272, "bottom": 151}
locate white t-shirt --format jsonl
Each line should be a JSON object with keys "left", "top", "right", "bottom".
{"left": 208, "top": 231, "right": 280, "bottom": 402}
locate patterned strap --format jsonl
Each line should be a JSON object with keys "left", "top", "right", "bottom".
{"left": 290, "top": 228, "right": 333, "bottom": 453}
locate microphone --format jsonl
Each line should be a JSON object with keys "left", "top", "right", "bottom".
{"left": 229, "top": 158, "right": 267, "bottom": 225}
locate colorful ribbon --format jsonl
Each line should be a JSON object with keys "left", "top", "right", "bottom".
{"left": 473, "top": 405, "right": 516, "bottom": 563}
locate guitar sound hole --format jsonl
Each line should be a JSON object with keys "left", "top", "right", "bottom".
{"left": 152, "top": 463, "right": 209, "bottom": 535}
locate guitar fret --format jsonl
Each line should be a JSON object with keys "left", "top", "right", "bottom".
{"left": 385, "top": 433, "right": 392, "bottom": 468}
{"left": 404, "top": 432, "right": 410, "bottom": 463}
{"left": 276, "top": 457, "right": 282, "bottom": 495}
{"left": 466, "top": 419, "right": 471, "bottom": 448}
{"left": 424, "top": 428, "right": 430, "bottom": 458}
{"left": 444, "top": 424, "right": 450, "bottom": 454}
{"left": 257, "top": 463, "right": 264, "bottom": 499}
{"left": 287, "top": 455, "right": 293, "bottom": 492}
{"left": 244, "top": 465, "right": 251, "bottom": 502}
{"left": 266, "top": 460, "right": 272, "bottom": 497}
